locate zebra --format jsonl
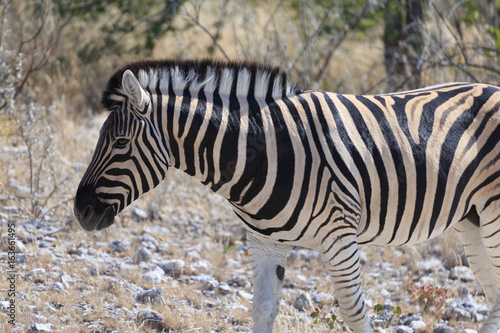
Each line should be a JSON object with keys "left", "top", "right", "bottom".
{"left": 74, "top": 59, "right": 500, "bottom": 333}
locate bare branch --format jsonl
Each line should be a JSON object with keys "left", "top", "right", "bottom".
{"left": 430, "top": 2, "right": 469, "bottom": 64}
{"left": 183, "top": 2, "right": 230, "bottom": 61}
{"left": 312, "top": 2, "right": 372, "bottom": 83}
{"left": 289, "top": 3, "right": 337, "bottom": 73}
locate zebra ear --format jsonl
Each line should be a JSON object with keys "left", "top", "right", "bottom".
{"left": 122, "top": 70, "right": 148, "bottom": 110}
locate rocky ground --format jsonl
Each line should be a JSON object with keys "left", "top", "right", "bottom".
{"left": 0, "top": 113, "right": 492, "bottom": 333}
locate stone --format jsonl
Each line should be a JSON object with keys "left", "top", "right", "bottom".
{"left": 159, "top": 259, "right": 185, "bottom": 275}
{"left": 28, "top": 323, "right": 53, "bottom": 332}
{"left": 143, "top": 268, "right": 166, "bottom": 283}
{"left": 420, "top": 258, "right": 443, "bottom": 273}
{"left": 218, "top": 282, "right": 232, "bottom": 294}
{"left": 202, "top": 279, "right": 219, "bottom": 291}
{"left": 402, "top": 314, "right": 422, "bottom": 326}
{"left": 52, "top": 282, "right": 65, "bottom": 291}
{"left": 135, "top": 309, "right": 164, "bottom": 330}
{"left": 395, "top": 326, "right": 413, "bottom": 333}
{"left": 434, "top": 325, "right": 454, "bottom": 333}
{"left": 228, "top": 275, "right": 251, "bottom": 288}
{"left": 237, "top": 290, "right": 253, "bottom": 301}
{"left": 57, "top": 272, "right": 71, "bottom": 288}
{"left": 135, "top": 287, "right": 163, "bottom": 304}
{"left": 16, "top": 253, "right": 27, "bottom": 263}
{"left": 132, "top": 207, "right": 148, "bottom": 221}
{"left": 28, "top": 268, "right": 46, "bottom": 278}
{"left": 134, "top": 247, "right": 153, "bottom": 263}
{"left": 189, "top": 274, "right": 216, "bottom": 283}
{"left": 409, "top": 320, "right": 426, "bottom": 331}
{"left": 312, "top": 292, "right": 335, "bottom": 305}
{"left": 110, "top": 240, "right": 127, "bottom": 252}
{"left": 450, "top": 266, "right": 475, "bottom": 282}
{"left": 38, "top": 241, "right": 54, "bottom": 248}
{"left": 138, "top": 233, "right": 159, "bottom": 250}
{"left": 292, "top": 293, "right": 313, "bottom": 311}
{"left": 15, "top": 239, "right": 27, "bottom": 252}
{"left": 443, "top": 307, "right": 472, "bottom": 321}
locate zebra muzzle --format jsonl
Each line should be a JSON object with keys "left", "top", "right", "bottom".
{"left": 74, "top": 185, "right": 116, "bottom": 231}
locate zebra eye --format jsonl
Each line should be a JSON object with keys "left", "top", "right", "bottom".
{"left": 114, "top": 138, "right": 129, "bottom": 149}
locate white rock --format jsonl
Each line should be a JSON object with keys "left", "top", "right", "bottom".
{"left": 218, "top": 282, "right": 232, "bottom": 294}
{"left": 409, "top": 320, "right": 426, "bottom": 330}
{"left": 202, "top": 279, "right": 219, "bottom": 290}
{"left": 189, "top": 274, "right": 216, "bottom": 283}
{"left": 190, "top": 259, "right": 211, "bottom": 275}
{"left": 28, "top": 268, "right": 46, "bottom": 278}
{"left": 395, "top": 326, "right": 413, "bottom": 333}
{"left": 237, "top": 290, "right": 253, "bottom": 301}
{"left": 57, "top": 272, "right": 71, "bottom": 287}
{"left": 434, "top": 325, "right": 454, "bottom": 333}
{"left": 15, "top": 239, "right": 26, "bottom": 252}
{"left": 420, "top": 258, "right": 443, "bottom": 272}
{"left": 29, "top": 323, "right": 53, "bottom": 332}
{"left": 450, "top": 266, "right": 475, "bottom": 282}
{"left": 143, "top": 268, "right": 166, "bottom": 283}
{"left": 359, "top": 250, "right": 368, "bottom": 264}
{"left": 52, "top": 282, "right": 64, "bottom": 291}
{"left": 380, "top": 289, "right": 391, "bottom": 298}
{"left": 419, "top": 276, "right": 437, "bottom": 285}
{"left": 403, "top": 314, "right": 422, "bottom": 325}
{"left": 312, "top": 292, "right": 335, "bottom": 305}
{"left": 132, "top": 207, "right": 148, "bottom": 220}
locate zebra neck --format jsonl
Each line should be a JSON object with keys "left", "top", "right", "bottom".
{"left": 165, "top": 90, "right": 272, "bottom": 203}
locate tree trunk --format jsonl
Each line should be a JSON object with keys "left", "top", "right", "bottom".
{"left": 383, "top": 0, "right": 425, "bottom": 91}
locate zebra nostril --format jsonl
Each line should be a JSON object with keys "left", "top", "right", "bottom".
{"left": 82, "top": 205, "right": 93, "bottom": 220}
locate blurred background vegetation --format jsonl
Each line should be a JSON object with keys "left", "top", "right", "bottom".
{"left": 1, "top": 0, "right": 499, "bottom": 116}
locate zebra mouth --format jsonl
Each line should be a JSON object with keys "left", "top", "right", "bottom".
{"left": 95, "top": 205, "right": 116, "bottom": 231}
{"left": 74, "top": 185, "right": 116, "bottom": 231}
{"left": 75, "top": 203, "right": 115, "bottom": 232}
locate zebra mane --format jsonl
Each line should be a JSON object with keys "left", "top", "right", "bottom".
{"left": 101, "top": 59, "right": 302, "bottom": 111}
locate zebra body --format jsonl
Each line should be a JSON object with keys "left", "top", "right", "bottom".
{"left": 74, "top": 59, "right": 500, "bottom": 332}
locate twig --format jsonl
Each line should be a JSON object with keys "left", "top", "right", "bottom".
{"left": 431, "top": 2, "right": 468, "bottom": 62}
{"left": 183, "top": 1, "right": 230, "bottom": 60}
{"left": 21, "top": 226, "right": 67, "bottom": 242}
{"left": 289, "top": 2, "right": 337, "bottom": 74}
{"left": 312, "top": 2, "right": 372, "bottom": 83}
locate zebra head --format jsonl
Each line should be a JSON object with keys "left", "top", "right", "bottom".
{"left": 74, "top": 69, "right": 169, "bottom": 231}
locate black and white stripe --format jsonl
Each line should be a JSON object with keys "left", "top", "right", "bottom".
{"left": 74, "top": 59, "right": 500, "bottom": 333}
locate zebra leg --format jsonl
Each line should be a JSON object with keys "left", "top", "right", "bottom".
{"left": 321, "top": 234, "right": 372, "bottom": 333}
{"left": 477, "top": 210, "right": 500, "bottom": 333}
{"left": 454, "top": 216, "right": 500, "bottom": 333}
{"left": 454, "top": 217, "right": 497, "bottom": 303}
{"left": 247, "top": 232, "right": 292, "bottom": 333}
